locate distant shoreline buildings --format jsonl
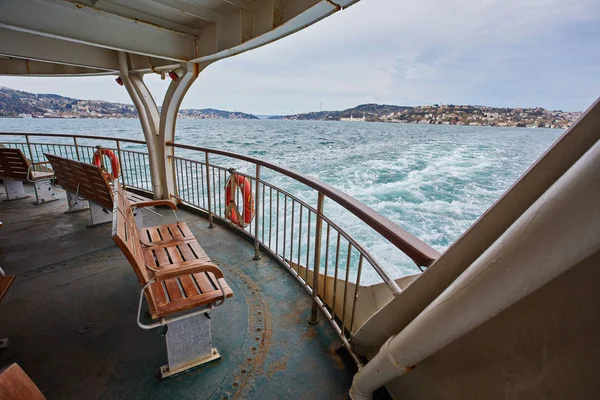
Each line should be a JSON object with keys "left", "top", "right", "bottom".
{"left": 283, "top": 104, "right": 581, "bottom": 129}
{"left": 378, "top": 104, "right": 581, "bottom": 129}
{"left": 340, "top": 113, "right": 366, "bottom": 122}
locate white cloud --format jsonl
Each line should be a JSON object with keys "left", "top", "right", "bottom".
{"left": 0, "top": 0, "right": 598, "bottom": 113}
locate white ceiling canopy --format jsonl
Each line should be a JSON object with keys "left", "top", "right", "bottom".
{"left": 0, "top": 0, "right": 359, "bottom": 76}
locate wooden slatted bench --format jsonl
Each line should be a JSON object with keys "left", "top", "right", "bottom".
{"left": 45, "top": 153, "right": 170, "bottom": 226}
{"left": 112, "top": 182, "right": 233, "bottom": 377}
{"left": 0, "top": 267, "right": 16, "bottom": 351}
{"left": 0, "top": 148, "right": 56, "bottom": 204}
{"left": 0, "top": 364, "right": 46, "bottom": 400}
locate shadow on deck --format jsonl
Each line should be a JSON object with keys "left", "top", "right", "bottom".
{"left": 0, "top": 184, "right": 353, "bottom": 399}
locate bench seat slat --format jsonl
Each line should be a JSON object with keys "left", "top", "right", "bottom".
{"left": 187, "top": 241, "right": 211, "bottom": 264}
{"left": 178, "top": 223, "right": 194, "bottom": 239}
{"left": 166, "top": 225, "right": 183, "bottom": 240}
{"left": 154, "top": 248, "right": 170, "bottom": 267}
{"left": 179, "top": 275, "right": 200, "bottom": 298}
{"left": 147, "top": 282, "right": 168, "bottom": 311}
{"left": 165, "top": 246, "right": 183, "bottom": 264}
{"left": 194, "top": 272, "right": 216, "bottom": 294}
{"left": 157, "top": 225, "right": 175, "bottom": 241}
{"left": 178, "top": 243, "right": 196, "bottom": 262}
{"left": 148, "top": 227, "right": 162, "bottom": 243}
{"left": 164, "top": 278, "right": 185, "bottom": 302}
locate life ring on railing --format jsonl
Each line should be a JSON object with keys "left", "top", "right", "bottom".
{"left": 225, "top": 171, "right": 255, "bottom": 227}
{"left": 93, "top": 147, "right": 121, "bottom": 179}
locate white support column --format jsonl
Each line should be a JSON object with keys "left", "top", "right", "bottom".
{"left": 118, "top": 52, "right": 204, "bottom": 200}
{"left": 159, "top": 63, "right": 202, "bottom": 198}
{"left": 118, "top": 52, "right": 162, "bottom": 198}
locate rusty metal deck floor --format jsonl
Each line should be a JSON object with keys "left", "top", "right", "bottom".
{"left": 0, "top": 184, "right": 353, "bottom": 399}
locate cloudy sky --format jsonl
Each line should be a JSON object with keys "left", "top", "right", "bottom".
{"left": 1, "top": 0, "right": 599, "bottom": 114}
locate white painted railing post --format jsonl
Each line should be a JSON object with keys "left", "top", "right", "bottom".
{"left": 309, "top": 192, "right": 325, "bottom": 324}
{"left": 253, "top": 165, "right": 261, "bottom": 260}
{"left": 205, "top": 152, "right": 214, "bottom": 228}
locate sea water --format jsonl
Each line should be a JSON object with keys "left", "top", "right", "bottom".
{"left": 0, "top": 118, "right": 562, "bottom": 281}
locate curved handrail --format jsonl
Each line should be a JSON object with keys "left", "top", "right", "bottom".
{"left": 167, "top": 141, "right": 441, "bottom": 268}
{"left": 0, "top": 132, "right": 147, "bottom": 145}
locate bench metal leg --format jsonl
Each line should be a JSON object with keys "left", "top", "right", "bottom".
{"left": 88, "top": 202, "right": 113, "bottom": 226}
{"left": 3, "top": 180, "right": 29, "bottom": 201}
{"left": 66, "top": 192, "right": 89, "bottom": 213}
{"left": 160, "top": 312, "right": 221, "bottom": 378}
{"left": 32, "top": 179, "right": 57, "bottom": 205}
{"left": 88, "top": 203, "right": 141, "bottom": 226}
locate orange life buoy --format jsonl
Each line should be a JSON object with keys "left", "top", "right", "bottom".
{"left": 225, "top": 173, "right": 255, "bottom": 227}
{"left": 93, "top": 148, "right": 121, "bottom": 179}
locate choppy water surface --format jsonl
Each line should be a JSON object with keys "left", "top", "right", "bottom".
{"left": 0, "top": 118, "right": 562, "bottom": 279}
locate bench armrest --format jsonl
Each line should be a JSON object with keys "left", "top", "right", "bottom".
{"left": 134, "top": 199, "right": 178, "bottom": 210}
{"left": 32, "top": 161, "right": 51, "bottom": 166}
{"left": 153, "top": 262, "right": 224, "bottom": 282}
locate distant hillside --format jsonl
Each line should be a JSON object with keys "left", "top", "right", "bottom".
{"left": 179, "top": 108, "right": 258, "bottom": 120}
{"left": 276, "top": 103, "right": 580, "bottom": 128}
{"left": 0, "top": 86, "right": 137, "bottom": 118}
{"left": 0, "top": 87, "right": 257, "bottom": 119}
{"left": 272, "top": 103, "right": 411, "bottom": 121}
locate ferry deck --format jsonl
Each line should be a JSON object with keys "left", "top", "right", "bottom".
{"left": 0, "top": 185, "right": 359, "bottom": 399}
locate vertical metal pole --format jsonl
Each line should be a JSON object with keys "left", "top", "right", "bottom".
{"left": 116, "top": 140, "right": 124, "bottom": 185}
{"left": 25, "top": 135, "right": 33, "bottom": 162}
{"left": 73, "top": 137, "right": 81, "bottom": 161}
{"left": 253, "top": 165, "right": 261, "bottom": 260}
{"left": 205, "top": 152, "right": 214, "bottom": 228}
{"left": 309, "top": 192, "right": 325, "bottom": 325}
{"left": 97, "top": 146, "right": 106, "bottom": 171}
{"left": 229, "top": 169, "right": 236, "bottom": 224}
{"left": 172, "top": 157, "right": 179, "bottom": 199}
{"left": 349, "top": 254, "right": 364, "bottom": 332}
{"left": 171, "top": 156, "right": 178, "bottom": 200}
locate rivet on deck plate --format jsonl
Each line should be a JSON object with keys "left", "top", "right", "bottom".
{"left": 76, "top": 323, "right": 97, "bottom": 334}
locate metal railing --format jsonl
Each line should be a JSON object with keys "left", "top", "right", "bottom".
{"left": 0, "top": 132, "right": 151, "bottom": 193}
{"left": 0, "top": 132, "right": 440, "bottom": 366}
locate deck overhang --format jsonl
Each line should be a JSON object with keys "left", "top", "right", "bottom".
{"left": 0, "top": 0, "right": 359, "bottom": 76}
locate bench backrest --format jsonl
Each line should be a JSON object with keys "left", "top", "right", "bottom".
{"left": 45, "top": 153, "right": 113, "bottom": 209}
{"left": 112, "top": 182, "right": 150, "bottom": 285}
{"left": 0, "top": 148, "right": 31, "bottom": 181}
